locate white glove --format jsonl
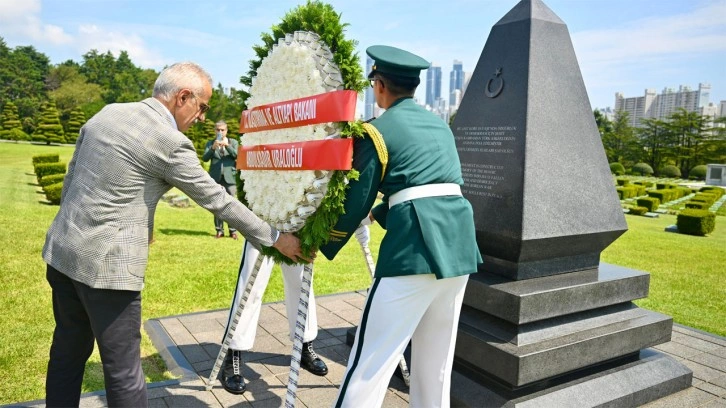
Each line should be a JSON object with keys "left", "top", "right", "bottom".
{"left": 354, "top": 224, "right": 370, "bottom": 247}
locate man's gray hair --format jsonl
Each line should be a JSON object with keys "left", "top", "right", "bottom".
{"left": 153, "top": 62, "right": 213, "bottom": 101}
{"left": 215, "top": 120, "right": 227, "bottom": 127}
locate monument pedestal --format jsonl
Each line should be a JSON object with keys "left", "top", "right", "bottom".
{"left": 449, "top": 1, "right": 692, "bottom": 404}
{"left": 451, "top": 349, "right": 692, "bottom": 407}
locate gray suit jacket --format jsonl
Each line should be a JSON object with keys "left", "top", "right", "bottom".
{"left": 43, "top": 98, "right": 278, "bottom": 291}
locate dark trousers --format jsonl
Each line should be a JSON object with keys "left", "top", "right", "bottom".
{"left": 214, "top": 181, "right": 238, "bottom": 234}
{"left": 46, "top": 265, "right": 147, "bottom": 408}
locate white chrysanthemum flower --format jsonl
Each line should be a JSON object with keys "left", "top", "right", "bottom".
{"left": 240, "top": 35, "right": 345, "bottom": 229}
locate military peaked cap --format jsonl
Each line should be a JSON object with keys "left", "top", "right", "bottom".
{"left": 366, "top": 45, "right": 430, "bottom": 79}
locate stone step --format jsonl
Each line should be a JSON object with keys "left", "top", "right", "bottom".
{"left": 464, "top": 263, "right": 649, "bottom": 324}
{"left": 451, "top": 349, "right": 692, "bottom": 407}
{"left": 455, "top": 306, "right": 673, "bottom": 387}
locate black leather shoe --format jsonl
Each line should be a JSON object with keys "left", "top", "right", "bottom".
{"left": 301, "top": 342, "right": 328, "bottom": 376}
{"left": 221, "top": 349, "right": 246, "bottom": 394}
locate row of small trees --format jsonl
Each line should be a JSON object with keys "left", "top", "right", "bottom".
{"left": 0, "top": 36, "right": 248, "bottom": 149}
{"left": 0, "top": 100, "right": 84, "bottom": 144}
{"left": 597, "top": 108, "right": 726, "bottom": 179}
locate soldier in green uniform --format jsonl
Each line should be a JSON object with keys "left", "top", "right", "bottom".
{"left": 321, "top": 45, "right": 482, "bottom": 408}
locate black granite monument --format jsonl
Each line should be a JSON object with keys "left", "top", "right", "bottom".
{"left": 451, "top": 0, "right": 692, "bottom": 406}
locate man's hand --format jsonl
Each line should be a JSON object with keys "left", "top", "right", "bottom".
{"left": 354, "top": 224, "right": 370, "bottom": 247}
{"left": 273, "top": 233, "right": 313, "bottom": 263}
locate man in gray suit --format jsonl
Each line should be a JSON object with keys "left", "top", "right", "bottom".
{"left": 42, "top": 61, "right": 307, "bottom": 407}
{"left": 202, "top": 120, "right": 240, "bottom": 239}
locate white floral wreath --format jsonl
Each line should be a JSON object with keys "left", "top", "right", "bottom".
{"left": 240, "top": 31, "right": 344, "bottom": 232}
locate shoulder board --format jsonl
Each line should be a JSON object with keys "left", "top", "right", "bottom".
{"left": 361, "top": 122, "right": 388, "bottom": 180}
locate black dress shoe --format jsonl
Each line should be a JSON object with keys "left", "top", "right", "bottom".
{"left": 301, "top": 341, "right": 328, "bottom": 376}
{"left": 221, "top": 349, "right": 246, "bottom": 394}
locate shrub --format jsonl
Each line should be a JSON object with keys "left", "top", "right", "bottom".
{"left": 616, "top": 186, "right": 637, "bottom": 200}
{"left": 700, "top": 186, "right": 724, "bottom": 199}
{"left": 656, "top": 183, "right": 678, "bottom": 190}
{"left": 610, "top": 162, "right": 625, "bottom": 175}
{"left": 39, "top": 173, "right": 65, "bottom": 187}
{"left": 32, "top": 154, "right": 60, "bottom": 166}
{"left": 692, "top": 193, "right": 716, "bottom": 206}
{"left": 629, "top": 206, "right": 648, "bottom": 216}
{"left": 616, "top": 178, "right": 630, "bottom": 186}
{"left": 44, "top": 182, "right": 64, "bottom": 205}
{"left": 685, "top": 202, "right": 708, "bottom": 210}
{"left": 632, "top": 163, "right": 654, "bottom": 176}
{"left": 677, "top": 209, "right": 716, "bottom": 236}
{"left": 5, "top": 128, "right": 30, "bottom": 141}
{"left": 637, "top": 197, "right": 660, "bottom": 212}
{"left": 35, "top": 162, "right": 66, "bottom": 182}
{"left": 689, "top": 165, "right": 708, "bottom": 180}
{"left": 647, "top": 189, "right": 678, "bottom": 204}
{"left": 660, "top": 165, "right": 681, "bottom": 178}
{"left": 634, "top": 185, "right": 646, "bottom": 196}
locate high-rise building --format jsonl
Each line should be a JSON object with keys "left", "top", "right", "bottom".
{"left": 449, "top": 60, "right": 464, "bottom": 107}
{"left": 364, "top": 56, "right": 375, "bottom": 120}
{"left": 426, "top": 64, "right": 442, "bottom": 107}
{"left": 615, "top": 83, "right": 712, "bottom": 127}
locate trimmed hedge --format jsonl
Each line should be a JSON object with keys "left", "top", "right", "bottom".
{"left": 616, "top": 178, "right": 630, "bottom": 186}
{"left": 35, "top": 162, "right": 66, "bottom": 182}
{"left": 689, "top": 165, "right": 707, "bottom": 180}
{"left": 685, "top": 202, "right": 708, "bottom": 210}
{"left": 637, "top": 197, "right": 660, "bottom": 212}
{"left": 629, "top": 206, "right": 648, "bottom": 215}
{"left": 700, "top": 186, "right": 724, "bottom": 199}
{"left": 32, "top": 153, "right": 60, "bottom": 165}
{"left": 44, "top": 182, "right": 64, "bottom": 205}
{"left": 677, "top": 209, "right": 716, "bottom": 236}
{"left": 632, "top": 162, "right": 654, "bottom": 176}
{"left": 660, "top": 165, "right": 681, "bottom": 178}
{"left": 616, "top": 186, "right": 638, "bottom": 200}
{"left": 610, "top": 162, "right": 625, "bottom": 175}
{"left": 39, "top": 173, "right": 65, "bottom": 187}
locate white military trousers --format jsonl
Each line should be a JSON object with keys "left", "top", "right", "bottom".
{"left": 334, "top": 273, "right": 469, "bottom": 408}
{"left": 224, "top": 241, "right": 318, "bottom": 351}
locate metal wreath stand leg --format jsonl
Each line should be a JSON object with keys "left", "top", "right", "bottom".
{"left": 358, "top": 238, "right": 411, "bottom": 387}
{"left": 206, "top": 254, "right": 266, "bottom": 390}
{"left": 284, "top": 262, "right": 314, "bottom": 408}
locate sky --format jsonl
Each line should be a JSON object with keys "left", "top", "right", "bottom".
{"left": 1, "top": 0, "right": 725, "bottom": 112}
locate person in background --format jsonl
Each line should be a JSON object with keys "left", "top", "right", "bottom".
{"left": 202, "top": 120, "right": 240, "bottom": 239}
{"left": 219, "top": 241, "right": 329, "bottom": 395}
{"left": 319, "top": 46, "right": 482, "bottom": 408}
{"left": 42, "top": 61, "right": 307, "bottom": 408}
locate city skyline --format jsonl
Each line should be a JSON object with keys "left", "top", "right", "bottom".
{"left": 1, "top": 0, "right": 725, "bottom": 111}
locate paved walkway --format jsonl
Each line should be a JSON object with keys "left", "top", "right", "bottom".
{"left": 11, "top": 291, "right": 726, "bottom": 407}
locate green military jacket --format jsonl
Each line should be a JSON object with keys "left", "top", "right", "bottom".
{"left": 320, "top": 97, "right": 482, "bottom": 279}
{"left": 202, "top": 138, "right": 239, "bottom": 184}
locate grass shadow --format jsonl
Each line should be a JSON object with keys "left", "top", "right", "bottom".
{"left": 158, "top": 228, "right": 211, "bottom": 237}
{"left": 80, "top": 351, "right": 174, "bottom": 394}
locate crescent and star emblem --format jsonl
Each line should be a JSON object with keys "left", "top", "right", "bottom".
{"left": 485, "top": 67, "right": 504, "bottom": 98}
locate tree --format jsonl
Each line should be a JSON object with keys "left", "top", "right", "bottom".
{"left": 1, "top": 101, "right": 22, "bottom": 131}
{"left": 0, "top": 101, "right": 27, "bottom": 141}
{"left": 666, "top": 108, "right": 710, "bottom": 178}
{"left": 0, "top": 38, "right": 50, "bottom": 126}
{"left": 594, "top": 109, "right": 613, "bottom": 135}
{"left": 601, "top": 110, "right": 639, "bottom": 166}
{"left": 65, "top": 107, "right": 86, "bottom": 144}
{"left": 636, "top": 117, "right": 670, "bottom": 173}
{"left": 48, "top": 63, "right": 104, "bottom": 123}
{"left": 33, "top": 100, "right": 65, "bottom": 144}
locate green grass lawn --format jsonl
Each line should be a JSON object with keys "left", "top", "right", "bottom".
{"left": 0, "top": 141, "right": 724, "bottom": 404}
{"left": 0, "top": 142, "right": 376, "bottom": 404}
